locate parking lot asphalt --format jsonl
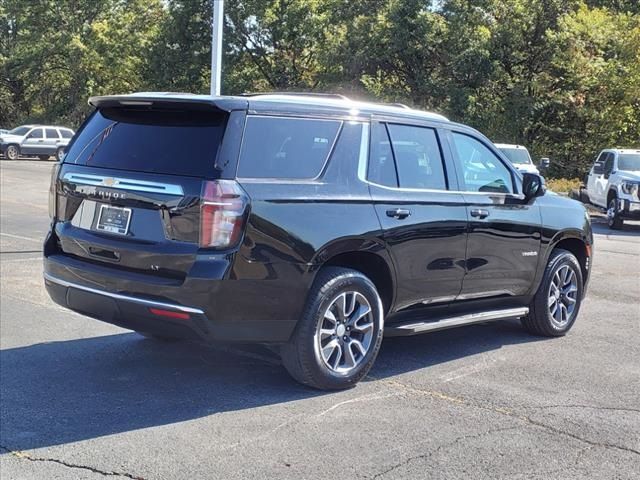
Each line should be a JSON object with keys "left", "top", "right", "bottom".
{"left": 1, "top": 160, "right": 639, "bottom": 479}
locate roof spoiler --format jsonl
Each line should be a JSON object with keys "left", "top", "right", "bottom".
{"left": 88, "top": 94, "right": 247, "bottom": 113}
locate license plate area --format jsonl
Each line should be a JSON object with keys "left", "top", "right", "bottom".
{"left": 96, "top": 205, "right": 132, "bottom": 235}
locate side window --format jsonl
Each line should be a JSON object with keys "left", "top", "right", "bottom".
{"left": 28, "top": 128, "right": 43, "bottom": 139}
{"left": 387, "top": 124, "right": 447, "bottom": 190}
{"left": 367, "top": 122, "right": 397, "bottom": 187}
{"left": 60, "top": 129, "right": 73, "bottom": 139}
{"left": 603, "top": 153, "right": 614, "bottom": 174}
{"left": 238, "top": 116, "right": 341, "bottom": 179}
{"left": 450, "top": 132, "right": 513, "bottom": 194}
{"left": 45, "top": 128, "right": 59, "bottom": 139}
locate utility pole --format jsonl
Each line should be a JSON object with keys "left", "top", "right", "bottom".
{"left": 210, "top": 0, "right": 224, "bottom": 96}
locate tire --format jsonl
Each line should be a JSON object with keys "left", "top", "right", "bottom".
{"left": 281, "top": 267, "right": 384, "bottom": 390}
{"left": 607, "top": 197, "right": 624, "bottom": 230}
{"left": 5, "top": 144, "right": 19, "bottom": 160}
{"left": 521, "top": 249, "right": 583, "bottom": 337}
{"left": 38, "top": 155, "right": 50, "bottom": 161}
{"left": 56, "top": 147, "right": 65, "bottom": 162}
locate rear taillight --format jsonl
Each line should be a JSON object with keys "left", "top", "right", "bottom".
{"left": 48, "top": 163, "right": 60, "bottom": 219}
{"left": 199, "top": 180, "right": 249, "bottom": 249}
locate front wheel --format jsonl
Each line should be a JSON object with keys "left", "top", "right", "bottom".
{"left": 56, "top": 147, "right": 65, "bottom": 162}
{"left": 607, "top": 197, "right": 624, "bottom": 229}
{"left": 281, "top": 267, "right": 384, "bottom": 390}
{"left": 5, "top": 145, "right": 19, "bottom": 160}
{"left": 522, "top": 249, "right": 583, "bottom": 337}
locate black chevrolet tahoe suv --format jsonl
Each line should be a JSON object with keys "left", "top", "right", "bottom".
{"left": 44, "top": 92, "right": 593, "bottom": 390}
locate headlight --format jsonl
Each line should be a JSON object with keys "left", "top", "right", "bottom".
{"left": 621, "top": 181, "right": 639, "bottom": 195}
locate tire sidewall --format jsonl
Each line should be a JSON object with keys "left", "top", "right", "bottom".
{"left": 608, "top": 198, "right": 622, "bottom": 229}
{"left": 538, "top": 252, "right": 584, "bottom": 334}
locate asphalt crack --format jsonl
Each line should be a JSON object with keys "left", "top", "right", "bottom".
{"left": 0, "top": 445, "right": 146, "bottom": 479}
{"left": 370, "top": 426, "right": 520, "bottom": 479}
{"left": 369, "top": 376, "right": 640, "bottom": 459}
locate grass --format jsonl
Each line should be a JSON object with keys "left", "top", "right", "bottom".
{"left": 545, "top": 178, "right": 582, "bottom": 194}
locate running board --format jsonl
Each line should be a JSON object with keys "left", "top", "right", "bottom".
{"left": 384, "top": 307, "right": 529, "bottom": 337}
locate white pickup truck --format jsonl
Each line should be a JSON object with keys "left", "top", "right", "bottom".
{"left": 584, "top": 149, "right": 640, "bottom": 229}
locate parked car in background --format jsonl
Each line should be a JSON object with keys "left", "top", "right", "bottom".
{"left": 44, "top": 92, "right": 593, "bottom": 390}
{"left": 0, "top": 125, "right": 75, "bottom": 161}
{"left": 495, "top": 143, "right": 550, "bottom": 175}
{"left": 583, "top": 148, "right": 640, "bottom": 229}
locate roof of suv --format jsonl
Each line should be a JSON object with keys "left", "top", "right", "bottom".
{"left": 88, "top": 92, "right": 450, "bottom": 123}
{"left": 494, "top": 143, "right": 528, "bottom": 150}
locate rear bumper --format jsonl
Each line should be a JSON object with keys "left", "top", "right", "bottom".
{"left": 43, "top": 251, "right": 305, "bottom": 343}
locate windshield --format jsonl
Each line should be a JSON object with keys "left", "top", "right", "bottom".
{"left": 618, "top": 153, "right": 640, "bottom": 172}
{"left": 9, "top": 126, "right": 30, "bottom": 136}
{"left": 499, "top": 147, "right": 531, "bottom": 165}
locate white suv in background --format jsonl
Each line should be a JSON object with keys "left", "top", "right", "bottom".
{"left": 495, "top": 143, "right": 549, "bottom": 175}
{"left": 585, "top": 149, "right": 640, "bottom": 229}
{"left": 0, "top": 125, "right": 75, "bottom": 161}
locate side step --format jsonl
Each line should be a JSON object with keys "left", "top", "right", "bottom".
{"left": 384, "top": 307, "right": 529, "bottom": 337}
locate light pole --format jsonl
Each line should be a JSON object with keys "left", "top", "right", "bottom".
{"left": 210, "top": 0, "right": 224, "bottom": 96}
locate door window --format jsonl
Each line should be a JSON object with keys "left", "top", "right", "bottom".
{"left": 603, "top": 153, "right": 614, "bottom": 176}
{"left": 387, "top": 124, "right": 447, "bottom": 190}
{"left": 450, "top": 132, "right": 513, "bottom": 194}
{"left": 367, "top": 123, "right": 398, "bottom": 187}
{"left": 45, "top": 128, "right": 59, "bottom": 139}
{"left": 27, "top": 128, "right": 43, "bottom": 139}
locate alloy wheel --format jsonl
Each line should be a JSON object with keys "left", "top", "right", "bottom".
{"left": 547, "top": 264, "right": 578, "bottom": 328}
{"left": 315, "top": 291, "right": 375, "bottom": 374}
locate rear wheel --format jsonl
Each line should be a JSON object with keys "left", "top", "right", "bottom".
{"left": 281, "top": 267, "right": 384, "bottom": 390}
{"left": 522, "top": 249, "right": 583, "bottom": 337}
{"left": 607, "top": 197, "right": 624, "bottom": 229}
{"left": 5, "top": 145, "right": 19, "bottom": 160}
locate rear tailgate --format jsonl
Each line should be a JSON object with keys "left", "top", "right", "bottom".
{"left": 51, "top": 103, "right": 237, "bottom": 280}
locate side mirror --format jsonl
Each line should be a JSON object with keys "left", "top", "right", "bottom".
{"left": 522, "top": 172, "right": 546, "bottom": 201}
{"left": 592, "top": 162, "right": 604, "bottom": 175}
{"left": 540, "top": 157, "right": 550, "bottom": 169}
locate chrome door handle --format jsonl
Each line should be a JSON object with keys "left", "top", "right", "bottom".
{"left": 386, "top": 208, "right": 411, "bottom": 219}
{"left": 470, "top": 208, "right": 490, "bottom": 219}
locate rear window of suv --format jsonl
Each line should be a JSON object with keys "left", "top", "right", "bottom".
{"left": 64, "top": 108, "right": 226, "bottom": 177}
{"left": 238, "top": 116, "right": 341, "bottom": 179}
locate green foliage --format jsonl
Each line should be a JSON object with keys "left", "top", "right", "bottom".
{"left": 1, "top": 0, "right": 165, "bottom": 127}
{"left": 1, "top": 0, "right": 638, "bottom": 179}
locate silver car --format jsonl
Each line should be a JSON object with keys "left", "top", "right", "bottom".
{"left": 0, "top": 125, "right": 75, "bottom": 161}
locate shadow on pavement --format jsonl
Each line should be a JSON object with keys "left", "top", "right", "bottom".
{"left": 0, "top": 319, "right": 540, "bottom": 451}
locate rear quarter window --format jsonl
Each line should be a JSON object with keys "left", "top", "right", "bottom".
{"left": 238, "top": 116, "right": 342, "bottom": 179}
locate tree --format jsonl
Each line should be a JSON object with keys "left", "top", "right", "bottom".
{"left": 1, "top": 0, "right": 164, "bottom": 127}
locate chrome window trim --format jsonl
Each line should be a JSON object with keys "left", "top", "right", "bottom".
{"left": 44, "top": 272, "right": 204, "bottom": 314}
{"left": 62, "top": 173, "right": 184, "bottom": 196}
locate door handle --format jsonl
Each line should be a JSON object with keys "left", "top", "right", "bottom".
{"left": 470, "top": 208, "right": 490, "bottom": 219}
{"left": 386, "top": 208, "right": 411, "bottom": 219}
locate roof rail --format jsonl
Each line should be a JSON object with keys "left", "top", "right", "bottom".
{"left": 240, "top": 92, "right": 351, "bottom": 100}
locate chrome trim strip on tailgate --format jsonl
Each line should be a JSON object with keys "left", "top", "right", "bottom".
{"left": 44, "top": 272, "right": 204, "bottom": 314}
{"left": 62, "top": 173, "right": 184, "bottom": 196}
